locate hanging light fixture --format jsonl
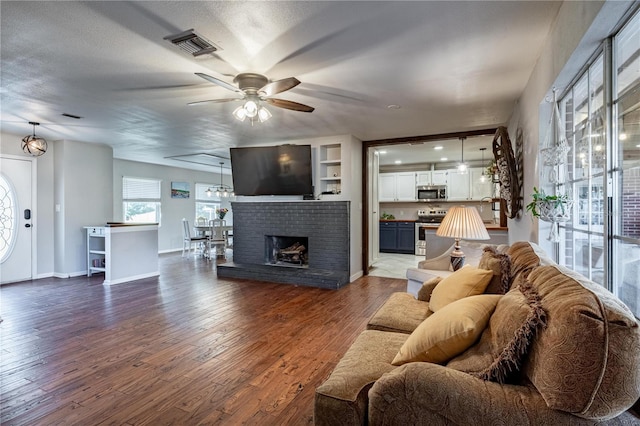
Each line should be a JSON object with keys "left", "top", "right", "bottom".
{"left": 232, "top": 96, "right": 272, "bottom": 124}
{"left": 21, "top": 122, "right": 48, "bottom": 156}
{"left": 206, "top": 162, "right": 234, "bottom": 198}
{"left": 457, "top": 137, "right": 467, "bottom": 174}
{"left": 479, "top": 147, "right": 487, "bottom": 182}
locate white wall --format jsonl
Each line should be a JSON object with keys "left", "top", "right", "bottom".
{"left": 113, "top": 159, "right": 228, "bottom": 252}
{"left": 348, "top": 135, "right": 364, "bottom": 280}
{"left": 55, "top": 140, "right": 113, "bottom": 276}
{"left": 506, "top": 0, "right": 633, "bottom": 254}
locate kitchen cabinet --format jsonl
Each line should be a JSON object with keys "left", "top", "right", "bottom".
{"left": 416, "top": 170, "right": 448, "bottom": 186}
{"left": 470, "top": 168, "right": 494, "bottom": 200}
{"left": 447, "top": 170, "right": 470, "bottom": 200}
{"left": 432, "top": 170, "right": 448, "bottom": 185}
{"left": 379, "top": 221, "right": 415, "bottom": 254}
{"left": 379, "top": 172, "right": 416, "bottom": 201}
{"left": 446, "top": 168, "right": 492, "bottom": 201}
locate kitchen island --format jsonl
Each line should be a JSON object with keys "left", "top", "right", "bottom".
{"left": 85, "top": 223, "right": 159, "bottom": 285}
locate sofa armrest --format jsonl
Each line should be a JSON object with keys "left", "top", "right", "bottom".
{"left": 417, "top": 245, "right": 454, "bottom": 270}
{"left": 368, "top": 363, "right": 590, "bottom": 425}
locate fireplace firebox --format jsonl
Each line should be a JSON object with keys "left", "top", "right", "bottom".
{"left": 265, "top": 235, "right": 309, "bottom": 268}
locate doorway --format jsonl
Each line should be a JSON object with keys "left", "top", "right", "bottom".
{"left": 362, "top": 129, "right": 497, "bottom": 276}
{"left": 1, "top": 156, "right": 35, "bottom": 284}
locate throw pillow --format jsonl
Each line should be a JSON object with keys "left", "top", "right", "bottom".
{"left": 446, "top": 279, "right": 547, "bottom": 384}
{"left": 429, "top": 265, "right": 494, "bottom": 312}
{"left": 392, "top": 294, "right": 502, "bottom": 366}
{"left": 478, "top": 246, "right": 512, "bottom": 294}
{"left": 417, "top": 276, "right": 442, "bottom": 302}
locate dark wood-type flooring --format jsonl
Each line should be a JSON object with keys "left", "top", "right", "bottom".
{"left": 0, "top": 253, "right": 406, "bottom": 425}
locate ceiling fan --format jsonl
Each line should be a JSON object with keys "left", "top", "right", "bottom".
{"left": 188, "top": 72, "right": 315, "bottom": 117}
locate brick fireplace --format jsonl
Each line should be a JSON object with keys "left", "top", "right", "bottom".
{"left": 216, "top": 201, "right": 350, "bottom": 289}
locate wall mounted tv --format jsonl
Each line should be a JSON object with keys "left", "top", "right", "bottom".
{"left": 230, "top": 145, "right": 313, "bottom": 196}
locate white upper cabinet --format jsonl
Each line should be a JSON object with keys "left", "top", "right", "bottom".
{"left": 446, "top": 167, "right": 493, "bottom": 201}
{"left": 446, "top": 170, "right": 470, "bottom": 201}
{"left": 431, "top": 170, "right": 448, "bottom": 186}
{"left": 416, "top": 170, "right": 448, "bottom": 186}
{"left": 469, "top": 168, "right": 494, "bottom": 200}
{"left": 416, "top": 171, "right": 432, "bottom": 186}
{"left": 379, "top": 172, "right": 416, "bottom": 201}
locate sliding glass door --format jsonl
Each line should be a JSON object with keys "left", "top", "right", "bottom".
{"left": 558, "top": 8, "right": 639, "bottom": 318}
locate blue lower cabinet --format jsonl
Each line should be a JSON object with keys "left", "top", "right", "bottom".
{"left": 380, "top": 221, "right": 415, "bottom": 254}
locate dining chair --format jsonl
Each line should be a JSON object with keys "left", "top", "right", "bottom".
{"left": 207, "top": 219, "right": 227, "bottom": 259}
{"left": 182, "top": 218, "right": 207, "bottom": 257}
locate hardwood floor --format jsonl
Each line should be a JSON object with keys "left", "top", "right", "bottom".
{"left": 0, "top": 253, "right": 406, "bottom": 425}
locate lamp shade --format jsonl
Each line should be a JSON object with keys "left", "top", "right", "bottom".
{"left": 436, "top": 206, "right": 489, "bottom": 240}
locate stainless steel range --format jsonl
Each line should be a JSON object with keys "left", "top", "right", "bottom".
{"left": 415, "top": 208, "right": 448, "bottom": 256}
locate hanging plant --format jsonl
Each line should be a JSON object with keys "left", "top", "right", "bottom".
{"left": 526, "top": 187, "right": 573, "bottom": 223}
{"left": 526, "top": 187, "right": 573, "bottom": 242}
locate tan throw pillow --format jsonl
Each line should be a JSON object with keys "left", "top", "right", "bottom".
{"left": 478, "top": 246, "right": 512, "bottom": 294}
{"left": 392, "top": 294, "right": 501, "bottom": 366}
{"left": 446, "top": 280, "right": 547, "bottom": 385}
{"left": 429, "top": 265, "right": 494, "bottom": 312}
{"left": 417, "top": 276, "right": 442, "bottom": 302}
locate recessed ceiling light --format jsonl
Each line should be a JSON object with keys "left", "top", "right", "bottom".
{"left": 440, "top": 157, "right": 448, "bottom": 161}
{"left": 434, "top": 146, "right": 443, "bottom": 150}
{"left": 636, "top": 144, "right": 640, "bottom": 148}
{"left": 394, "top": 160, "right": 402, "bottom": 164}
{"left": 387, "top": 104, "right": 401, "bottom": 109}
{"left": 619, "top": 133, "right": 627, "bottom": 140}
{"left": 378, "top": 150, "right": 387, "bottom": 154}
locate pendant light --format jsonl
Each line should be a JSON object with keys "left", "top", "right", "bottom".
{"left": 457, "top": 137, "right": 467, "bottom": 174}
{"left": 21, "top": 122, "right": 48, "bottom": 156}
{"left": 479, "top": 148, "right": 487, "bottom": 182}
{"left": 206, "top": 162, "right": 234, "bottom": 197}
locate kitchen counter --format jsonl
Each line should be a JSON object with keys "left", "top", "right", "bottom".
{"left": 381, "top": 219, "right": 507, "bottom": 231}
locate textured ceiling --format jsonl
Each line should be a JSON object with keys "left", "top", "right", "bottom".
{"left": 0, "top": 1, "right": 562, "bottom": 171}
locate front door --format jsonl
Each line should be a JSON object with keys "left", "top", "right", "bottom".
{"left": 0, "top": 156, "right": 33, "bottom": 284}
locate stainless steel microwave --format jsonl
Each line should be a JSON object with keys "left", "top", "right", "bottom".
{"left": 416, "top": 185, "right": 447, "bottom": 201}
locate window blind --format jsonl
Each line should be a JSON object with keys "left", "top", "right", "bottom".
{"left": 123, "top": 177, "right": 161, "bottom": 200}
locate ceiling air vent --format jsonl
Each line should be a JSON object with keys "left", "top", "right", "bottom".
{"left": 163, "top": 29, "right": 220, "bottom": 57}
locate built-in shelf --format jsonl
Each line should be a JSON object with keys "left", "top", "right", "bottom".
{"left": 319, "top": 143, "right": 342, "bottom": 195}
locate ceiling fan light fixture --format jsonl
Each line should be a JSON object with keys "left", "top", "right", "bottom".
{"left": 233, "top": 106, "right": 247, "bottom": 121}
{"left": 258, "top": 106, "right": 272, "bottom": 122}
{"left": 21, "top": 121, "right": 48, "bottom": 157}
{"left": 244, "top": 100, "right": 258, "bottom": 118}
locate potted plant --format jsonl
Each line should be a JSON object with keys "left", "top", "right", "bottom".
{"left": 525, "top": 187, "right": 573, "bottom": 223}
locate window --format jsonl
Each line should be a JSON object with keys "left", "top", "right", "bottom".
{"left": 557, "top": 8, "right": 640, "bottom": 318}
{"left": 195, "top": 183, "right": 220, "bottom": 222}
{"left": 122, "top": 177, "right": 161, "bottom": 224}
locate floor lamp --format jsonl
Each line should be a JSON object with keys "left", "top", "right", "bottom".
{"left": 436, "top": 206, "right": 490, "bottom": 271}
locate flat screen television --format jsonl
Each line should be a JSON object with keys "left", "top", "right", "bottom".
{"left": 230, "top": 145, "right": 313, "bottom": 196}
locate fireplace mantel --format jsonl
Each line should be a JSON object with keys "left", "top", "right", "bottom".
{"left": 217, "top": 201, "right": 350, "bottom": 288}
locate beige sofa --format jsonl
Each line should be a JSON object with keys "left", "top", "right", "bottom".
{"left": 314, "top": 242, "right": 640, "bottom": 425}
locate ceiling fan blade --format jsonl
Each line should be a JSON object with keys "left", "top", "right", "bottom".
{"left": 258, "top": 77, "right": 300, "bottom": 97}
{"left": 187, "top": 98, "right": 242, "bottom": 106}
{"left": 194, "top": 73, "right": 241, "bottom": 93}
{"left": 265, "top": 98, "right": 314, "bottom": 113}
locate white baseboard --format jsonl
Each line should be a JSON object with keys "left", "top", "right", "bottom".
{"left": 102, "top": 271, "right": 160, "bottom": 286}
